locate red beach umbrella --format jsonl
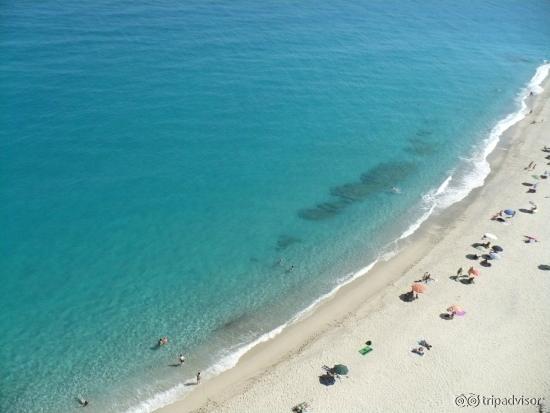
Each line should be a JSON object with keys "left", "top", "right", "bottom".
{"left": 411, "top": 283, "right": 427, "bottom": 294}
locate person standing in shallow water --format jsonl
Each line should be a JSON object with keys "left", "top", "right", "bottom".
{"left": 77, "top": 397, "right": 89, "bottom": 407}
{"left": 179, "top": 354, "right": 185, "bottom": 366}
{"left": 196, "top": 371, "right": 201, "bottom": 384}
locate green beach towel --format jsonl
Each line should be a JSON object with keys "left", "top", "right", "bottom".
{"left": 359, "top": 346, "right": 373, "bottom": 355}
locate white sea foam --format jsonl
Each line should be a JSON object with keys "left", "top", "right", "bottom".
{"left": 433, "top": 61, "right": 550, "bottom": 211}
{"left": 125, "top": 62, "right": 550, "bottom": 413}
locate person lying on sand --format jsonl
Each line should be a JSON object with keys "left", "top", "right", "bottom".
{"left": 421, "top": 272, "right": 434, "bottom": 283}
{"left": 412, "top": 347, "right": 424, "bottom": 356}
{"left": 419, "top": 339, "right": 432, "bottom": 350}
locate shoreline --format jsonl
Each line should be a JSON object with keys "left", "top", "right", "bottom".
{"left": 153, "top": 68, "right": 550, "bottom": 413}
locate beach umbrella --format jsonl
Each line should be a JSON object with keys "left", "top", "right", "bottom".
{"left": 447, "top": 305, "right": 466, "bottom": 316}
{"left": 411, "top": 283, "right": 427, "bottom": 294}
{"left": 332, "top": 364, "right": 349, "bottom": 375}
{"left": 320, "top": 374, "right": 336, "bottom": 386}
{"left": 489, "top": 252, "right": 501, "bottom": 260}
{"left": 503, "top": 209, "right": 515, "bottom": 216}
{"left": 492, "top": 245, "right": 504, "bottom": 252}
{"left": 468, "top": 268, "right": 480, "bottom": 276}
{"left": 483, "top": 233, "right": 498, "bottom": 240}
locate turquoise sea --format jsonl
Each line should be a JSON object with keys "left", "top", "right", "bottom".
{"left": 1, "top": 1, "right": 549, "bottom": 411}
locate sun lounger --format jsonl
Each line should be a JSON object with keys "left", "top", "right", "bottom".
{"left": 359, "top": 346, "right": 373, "bottom": 355}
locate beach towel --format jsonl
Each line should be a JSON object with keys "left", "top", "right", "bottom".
{"left": 359, "top": 346, "right": 373, "bottom": 355}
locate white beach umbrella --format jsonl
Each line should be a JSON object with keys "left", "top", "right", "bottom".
{"left": 482, "top": 233, "right": 498, "bottom": 240}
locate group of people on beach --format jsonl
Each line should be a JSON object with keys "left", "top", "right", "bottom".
{"left": 158, "top": 338, "right": 201, "bottom": 383}
{"left": 74, "top": 138, "right": 547, "bottom": 410}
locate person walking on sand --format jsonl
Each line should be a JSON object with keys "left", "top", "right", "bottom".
{"left": 196, "top": 371, "right": 201, "bottom": 384}
{"left": 178, "top": 354, "right": 185, "bottom": 366}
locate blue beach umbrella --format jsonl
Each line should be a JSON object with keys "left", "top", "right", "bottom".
{"left": 489, "top": 252, "right": 501, "bottom": 260}
{"left": 503, "top": 209, "right": 515, "bottom": 216}
{"left": 320, "top": 374, "right": 336, "bottom": 386}
{"left": 332, "top": 364, "right": 349, "bottom": 375}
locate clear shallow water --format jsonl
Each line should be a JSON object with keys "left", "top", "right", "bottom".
{"left": 1, "top": 1, "right": 549, "bottom": 411}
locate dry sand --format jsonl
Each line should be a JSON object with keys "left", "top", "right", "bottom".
{"left": 158, "top": 81, "right": 550, "bottom": 413}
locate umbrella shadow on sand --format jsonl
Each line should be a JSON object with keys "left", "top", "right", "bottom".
{"left": 439, "top": 313, "right": 453, "bottom": 320}
{"left": 538, "top": 265, "right": 550, "bottom": 271}
{"left": 399, "top": 291, "right": 416, "bottom": 302}
{"left": 519, "top": 208, "right": 534, "bottom": 214}
{"left": 465, "top": 254, "right": 480, "bottom": 260}
{"left": 471, "top": 242, "right": 486, "bottom": 248}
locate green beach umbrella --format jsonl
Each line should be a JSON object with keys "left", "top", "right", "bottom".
{"left": 332, "top": 364, "right": 349, "bottom": 375}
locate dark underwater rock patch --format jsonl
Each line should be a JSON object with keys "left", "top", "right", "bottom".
{"left": 298, "top": 160, "right": 417, "bottom": 221}
{"left": 404, "top": 135, "right": 439, "bottom": 156}
{"left": 276, "top": 234, "right": 302, "bottom": 250}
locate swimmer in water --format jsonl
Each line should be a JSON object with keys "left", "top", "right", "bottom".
{"left": 391, "top": 186, "right": 401, "bottom": 194}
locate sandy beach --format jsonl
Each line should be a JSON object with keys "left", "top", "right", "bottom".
{"left": 158, "top": 80, "right": 550, "bottom": 413}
